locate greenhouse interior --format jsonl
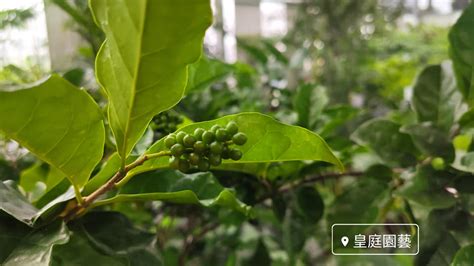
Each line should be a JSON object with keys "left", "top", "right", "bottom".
{"left": 1, "top": 0, "right": 474, "bottom": 265}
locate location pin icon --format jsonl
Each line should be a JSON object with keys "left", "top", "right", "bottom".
{"left": 341, "top": 236, "right": 349, "bottom": 247}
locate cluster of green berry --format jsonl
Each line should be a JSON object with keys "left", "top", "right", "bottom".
{"left": 151, "top": 110, "right": 183, "bottom": 141}
{"left": 165, "top": 121, "right": 248, "bottom": 173}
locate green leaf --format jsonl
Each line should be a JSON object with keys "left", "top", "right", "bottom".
{"left": 262, "top": 40, "right": 288, "bottom": 65}
{"left": 72, "top": 212, "right": 162, "bottom": 265}
{"left": 185, "top": 56, "right": 235, "bottom": 94}
{"left": 0, "top": 181, "right": 38, "bottom": 226}
{"left": 451, "top": 244, "right": 474, "bottom": 265}
{"left": 294, "top": 84, "right": 328, "bottom": 129}
{"left": 90, "top": 0, "right": 212, "bottom": 160}
{"left": 400, "top": 123, "right": 455, "bottom": 161}
{"left": 351, "top": 119, "right": 418, "bottom": 167}
{"left": 3, "top": 221, "right": 69, "bottom": 266}
{"left": 294, "top": 186, "right": 324, "bottom": 224}
{"left": 459, "top": 109, "right": 474, "bottom": 131}
{"left": 326, "top": 178, "right": 389, "bottom": 236}
{"left": 411, "top": 63, "right": 465, "bottom": 133}
{"left": 396, "top": 166, "right": 456, "bottom": 209}
{"left": 52, "top": 232, "right": 126, "bottom": 266}
{"left": 0, "top": 215, "right": 31, "bottom": 263}
{"left": 0, "top": 75, "right": 105, "bottom": 188}
{"left": 131, "top": 112, "right": 342, "bottom": 177}
{"left": 242, "top": 239, "right": 271, "bottom": 266}
{"left": 96, "top": 170, "right": 251, "bottom": 215}
{"left": 449, "top": 3, "right": 474, "bottom": 106}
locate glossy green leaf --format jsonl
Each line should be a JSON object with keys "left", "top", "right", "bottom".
{"left": 91, "top": 0, "right": 212, "bottom": 160}
{"left": 73, "top": 212, "right": 162, "bottom": 265}
{"left": 459, "top": 109, "right": 474, "bottom": 132}
{"left": 3, "top": 221, "right": 69, "bottom": 266}
{"left": 400, "top": 123, "right": 454, "bottom": 161}
{"left": 295, "top": 186, "right": 324, "bottom": 224}
{"left": 0, "top": 181, "right": 38, "bottom": 226}
{"left": 351, "top": 119, "right": 418, "bottom": 167}
{"left": 449, "top": 3, "right": 474, "bottom": 106}
{"left": 326, "top": 178, "right": 389, "bottom": 236}
{"left": 0, "top": 75, "right": 105, "bottom": 187}
{"left": 95, "top": 170, "right": 251, "bottom": 215}
{"left": 294, "top": 84, "right": 328, "bottom": 129}
{"left": 130, "top": 112, "right": 342, "bottom": 177}
{"left": 396, "top": 166, "right": 456, "bottom": 209}
{"left": 451, "top": 244, "right": 474, "bottom": 265}
{"left": 185, "top": 56, "right": 235, "bottom": 94}
{"left": 52, "top": 232, "right": 126, "bottom": 266}
{"left": 0, "top": 215, "right": 31, "bottom": 263}
{"left": 411, "top": 63, "right": 465, "bottom": 133}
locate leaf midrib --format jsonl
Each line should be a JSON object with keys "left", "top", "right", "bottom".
{"left": 119, "top": 0, "right": 148, "bottom": 162}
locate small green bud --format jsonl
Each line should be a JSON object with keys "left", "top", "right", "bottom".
{"left": 202, "top": 131, "right": 215, "bottom": 144}
{"left": 176, "top": 132, "right": 187, "bottom": 144}
{"left": 229, "top": 149, "right": 243, "bottom": 161}
{"left": 170, "top": 144, "right": 184, "bottom": 156}
{"left": 225, "top": 121, "right": 238, "bottom": 135}
{"left": 210, "top": 142, "right": 223, "bottom": 155}
{"left": 232, "top": 133, "right": 247, "bottom": 145}
{"left": 183, "top": 135, "right": 196, "bottom": 148}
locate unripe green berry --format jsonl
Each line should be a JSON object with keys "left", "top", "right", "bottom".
{"left": 183, "top": 135, "right": 196, "bottom": 148}
{"left": 189, "top": 153, "right": 200, "bottom": 165}
{"left": 164, "top": 135, "right": 177, "bottom": 149}
{"left": 169, "top": 157, "right": 179, "bottom": 169}
{"left": 229, "top": 149, "right": 243, "bottom": 161}
{"left": 226, "top": 121, "right": 238, "bottom": 135}
{"left": 202, "top": 131, "right": 215, "bottom": 144}
{"left": 210, "top": 142, "right": 223, "bottom": 155}
{"left": 194, "top": 128, "right": 205, "bottom": 140}
{"left": 209, "top": 154, "right": 222, "bottom": 166}
{"left": 198, "top": 158, "right": 210, "bottom": 171}
{"left": 221, "top": 145, "right": 230, "bottom": 159}
{"left": 194, "top": 141, "right": 206, "bottom": 154}
{"left": 216, "top": 129, "right": 229, "bottom": 142}
{"left": 431, "top": 157, "right": 445, "bottom": 170}
{"left": 178, "top": 159, "right": 190, "bottom": 172}
{"left": 232, "top": 133, "right": 247, "bottom": 145}
{"left": 170, "top": 144, "right": 184, "bottom": 156}
{"left": 176, "top": 132, "right": 187, "bottom": 144}
{"left": 210, "top": 125, "right": 221, "bottom": 133}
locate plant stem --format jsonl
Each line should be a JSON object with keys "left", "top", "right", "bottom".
{"left": 64, "top": 151, "right": 170, "bottom": 221}
{"left": 255, "top": 171, "right": 363, "bottom": 204}
{"left": 73, "top": 184, "right": 85, "bottom": 206}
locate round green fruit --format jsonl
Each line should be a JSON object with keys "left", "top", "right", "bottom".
{"left": 202, "top": 131, "right": 215, "bottom": 144}
{"left": 164, "top": 135, "right": 177, "bottom": 149}
{"left": 170, "top": 144, "right": 184, "bottom": 156}
{"left": 232, "top": 133, "right": 247, "bottom": 145}
{"left": 225, "top": 121, "right": 238, "bottom": 135}
{"left": 431, "top": 157, "right": 445, "bottom": 170}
